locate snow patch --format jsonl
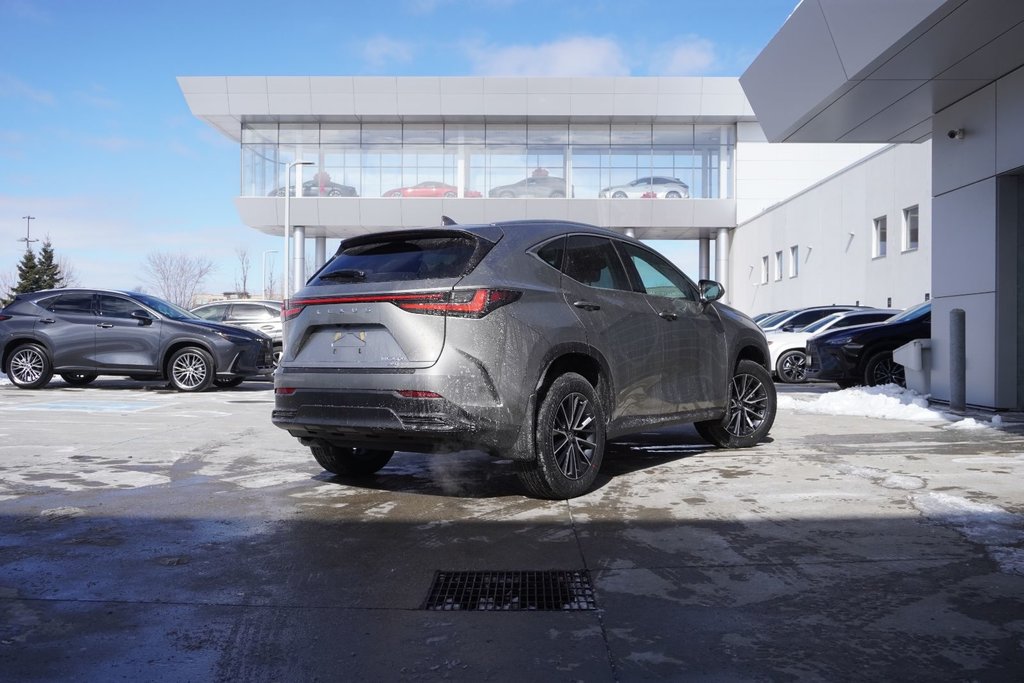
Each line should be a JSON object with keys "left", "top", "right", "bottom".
{"left": 777, "top": 384, "right": 942, "bottom": 421}
{"left": 911, "top": 492, "right": 1024, "bottom": 575}
{"left": 944, "top": 417, "right": 991, "bottom": 431}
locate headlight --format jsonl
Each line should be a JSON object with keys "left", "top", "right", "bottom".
{"left": 215, "top": 330, "right": 251, "bottom": 342}
{"left": 823, "top": 335, "right": 854, "bottom": 346}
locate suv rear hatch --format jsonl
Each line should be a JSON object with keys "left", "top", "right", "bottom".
{"left": 282, "top": 228, "right": 502, "bottom": 370}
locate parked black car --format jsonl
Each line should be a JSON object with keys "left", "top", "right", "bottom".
{"left": 805, "top": 302, "right": 931, "bottom": 388}
{"left": 268, "top": 176, "right": 358, "bottom": 198}
{"left": 0, "top": 289, "right": 274, "bottom": 391}
{"left": 273, "top": 220, "right": 776, "bottom": 499}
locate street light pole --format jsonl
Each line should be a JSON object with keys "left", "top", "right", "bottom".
{"left": 283, "top": 160, "right": 314, "bottom": 304}
{"left": 18, "top": 215, "right": 38, "bottom": 251}
{"left": 262, "top": 249, "right": 279, "bottom": 299}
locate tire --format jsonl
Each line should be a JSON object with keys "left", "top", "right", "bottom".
{"left": 272, "top": 343, "right": 283, "bottom": 367}
{"left": 695, "top": 360, "right": 776, "bottom": 448}
{"left": 310, "top": 441, "right": 394, "bottom": 476}
{"left": 167, "top": 347, "right": 214, "bottom": 392}
{"left": 516, "top": 372, "right": 605, "bottom": 500}
{"left": 6, "top": 343, "right": 53, "bottom": 389}
{"left": 864, "top": 350, "right": 905, "bottom": 387}
{"left": 775, "top": 350, "right": 807, "bottom": 384}
{"left": 443, "top": 191, "right": 456, "bottom": 198}
{"left": 612, "top": 191, "right": 627, "bottom": 198}
{"left": 327, "top": 188, "right": 343, "bottom": 197}
{"left": 213, "top": 377, "right": 245, "bottom": 389}
{"left": 60, "top": 372, "right": 98, "bottom": 386}
{"left": 665, "top": 191, "right": 681, "bottom": 198}
{"left": 550, "top": 191, "right": 565, "bottom": 198}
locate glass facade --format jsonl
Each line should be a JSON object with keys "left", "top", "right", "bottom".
{"left": 242, "top": 122, "right": 735, "bottom": 200}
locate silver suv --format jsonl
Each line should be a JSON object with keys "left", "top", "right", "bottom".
{"left": 191, "top": 300, "right": 282, "bottom": 364}
{"left": 272, "top": 220, "right": 776, "bottom": 499}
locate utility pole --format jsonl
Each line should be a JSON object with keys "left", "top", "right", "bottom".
{"left": 18, "top": 215, "right": 38, "bottom": 251}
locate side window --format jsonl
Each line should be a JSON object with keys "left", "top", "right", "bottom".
{"left": 231, "top": 304, "right": 275, "bottom": 321}
{"left": 97, "top": 295, "right": 141, "bottom": 318}
{"left": 193, "top": 304, "right": 228, "bottom": 321}
{"left": 563, "top": 235, "right": 630, "bottom": 291}
{"left": 47, "top": 293, "right": 94, "bottom": 314}
{"left": 619, "top": 243, "right": 697, "bottom": 301}
{"left": 535, "top": 236, "right": 565, "bottom": 271}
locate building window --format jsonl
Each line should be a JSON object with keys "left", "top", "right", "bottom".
{"left": 760, "top": 256, "right": 769, "bottom": 284}
{"left": 789, "top": 245, "right": 799, "bottom": 278}
{"left": 873, "top": 216, "right": 887, "bottom": 258}
{"left": 774, "top": 251, "right": 783, "bottom": 281}
{"left": 903, "top": 205, "right": 919, "bottom": 252}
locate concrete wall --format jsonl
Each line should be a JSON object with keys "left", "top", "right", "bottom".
{"left": 729, "top": 141, "right": 932, "bottom": 317}
{"left": 930, "top": 67, "right": 1024, "bottom": 409}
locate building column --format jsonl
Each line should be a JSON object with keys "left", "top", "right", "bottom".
{"left": 314, "top": 235, "right": 327, "bottom": 270}
{"left": 716, "top": 228, "right": 730, "bottom": 302}
{"left": 292, "top": 225, "right": 305, "bottom": 293}
{"left": 699, "top": 238, "right": 711, "bottom": 281}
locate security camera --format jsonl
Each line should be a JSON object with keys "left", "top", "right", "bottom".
{"left": 947, "top": 128, "right": 964, "bottom": 140}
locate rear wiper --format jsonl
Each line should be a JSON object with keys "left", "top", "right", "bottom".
{"left": 320, "top": 269, "right": 367, "bottom": 281}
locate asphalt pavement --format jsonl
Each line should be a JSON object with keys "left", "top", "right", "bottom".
{"left": 1, "top": 378, "right": 1022, "bottom": 681}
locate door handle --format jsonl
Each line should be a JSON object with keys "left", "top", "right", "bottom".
{"left": 659, "top": 310, "right": 678, "bottom": 321}
{"left": 97, "top": 323, "right": 114, "bottom": 328}
{"left": 40, "top": 318, "right": 56, "bottom": 324}
{"left": 573, "top": 301, "right": 601, "bottom": 311}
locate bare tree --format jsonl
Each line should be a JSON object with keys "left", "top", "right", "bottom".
{"left": 264, "top": 261, "right": 278, "bottom": 299}
{"left": 234, "top": 247, "right": 251, "bottom": 297}
{"left": 57, "top": 255, "right": 80, "bottom": 287}
{"left": 141, "top": 251, "right": 216, "bottom": 308}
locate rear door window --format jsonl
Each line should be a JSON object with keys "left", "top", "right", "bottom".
{"left": 316, "top": 234, "right": 480, "bottom": 284}
{"left": 46, "top": 293, "right": 94, "bottom": 314}
{"left": 563, "top": 235, "right": 630, "bottom": 291}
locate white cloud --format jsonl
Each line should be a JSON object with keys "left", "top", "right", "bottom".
{"left": 362, "top": 36, "right": 415, "bottom": 68}
{"left": 466, "top": 36, "right": 630, "bottom": 77}
{"left": 0, "top": 73, "right": 55, "bottom": 105}
{"left": 657, "top": 36, "right": 717, "bottom": 75}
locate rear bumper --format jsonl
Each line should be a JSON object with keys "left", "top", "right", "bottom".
{"left": 271, "top": 388, "right": 521, "bottom": 456}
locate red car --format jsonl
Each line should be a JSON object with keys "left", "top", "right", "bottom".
{"left": 383, "top": 181, "right": 482, "bottom": 198}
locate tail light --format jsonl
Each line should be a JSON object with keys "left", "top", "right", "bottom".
{"left": 0, "top": 314, "right": 10, "bottom": 321}
{"left": 282, "top": 289, "right": 521, "bottom": 321}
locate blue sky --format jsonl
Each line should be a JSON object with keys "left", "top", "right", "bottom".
{"left": 0, "top": 0, "right": 795, "bottom": 297}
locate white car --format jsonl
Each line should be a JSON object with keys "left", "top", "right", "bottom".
{"left": 599, "top": 176, "right": 690, "bottom": 198}
{"left": 768, "top": 308, "right": 898, "bottom": 383}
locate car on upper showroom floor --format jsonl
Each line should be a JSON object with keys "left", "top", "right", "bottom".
{"left": 191, "top": 299, "right": 283, "bottom": 365}
{"left": 488, "top": 176, "right": 569, "bottom": 198}
{"left": 0, "top": 289, "right": 274, "bottom": 391}
{"left": 272, "top": 219, "right": 776, "bottom": 499}
{"left": 268, "top": 172, "right": 358, "bottom": 198}
{"left": 599, "top": 176, "right": 690, "bottom": 199}
{"left": 768, "top": 308, "right": 899, "bottom": 383}
{"left": 805, "top": 302, "right": 931, "bottom": 388}
{"left": 383, "top": 181, "right": 482, "bottom": 198}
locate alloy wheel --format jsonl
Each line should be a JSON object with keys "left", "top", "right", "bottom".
{"left": 172, "top": 351, "right": 209, "bottom": 390}
{"left": 778, "top": 350, "right": 807, "bottom": 383}
{"left": 870, "top": 356, "right": 904, "bottom": 386}
{"left": 726, "top": 372, "right": 770, "bottom": 437}
{"left": 551, "top": 392, "right": 598, "bottom": 480}
{"left": 10, "top": 347, "right": 44, "bottom": 384}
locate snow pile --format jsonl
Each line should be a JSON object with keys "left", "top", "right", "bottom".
{"left": 777, "top": 384, "right": 943, "bottom": 422}
{"left": 944, "top": 417, "right": 990, "bottom": 431}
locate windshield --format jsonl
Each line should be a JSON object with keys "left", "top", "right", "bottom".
{"left": 758, "top": 310, "right": 791, "bottom": 328}
{"left": 887, "top": 301, "right": 931, "bottom": 324}
{"left": 131, "top": 293, "right": 199, "bottom": 321}
{"left": 802, "top": 312, "right": 843, "bottom": 334}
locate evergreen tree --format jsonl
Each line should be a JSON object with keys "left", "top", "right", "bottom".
{"left": 10, "top": 248, "right": 43, "bottom": 296}
{"left": 35, "top": 238, "right": 65, "bottom": 289}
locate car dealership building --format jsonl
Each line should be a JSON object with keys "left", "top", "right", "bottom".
{"left": 181, "top": 0, "right": 1024, "bottom": 411}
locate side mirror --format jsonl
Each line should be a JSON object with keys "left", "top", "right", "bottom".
{"left": 130, "top": 309, "right": 154, "bottom": 325}
{"left": 698, "top": 279, "right": 724, "bottom": 305}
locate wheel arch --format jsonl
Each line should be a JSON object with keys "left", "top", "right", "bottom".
{"left": 162, "top": 340, "right": 218, "bottom": 377}
{"left": 535, "top": 345, "right": 612, "bottom": 419}
{"left": 734, "top": 342, "right": 769, "bottom": 372}
{"left": 2, "top": 336, "right": 50, "bottom": 372}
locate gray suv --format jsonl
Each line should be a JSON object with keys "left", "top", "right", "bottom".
{"left": 272, "top": 220, "right": 776, "bottom": 499}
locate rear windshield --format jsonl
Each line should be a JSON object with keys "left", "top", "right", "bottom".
{"left": 315, "top": 235, "right": 479, "bottom": 284}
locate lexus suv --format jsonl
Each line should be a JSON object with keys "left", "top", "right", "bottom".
{"left": 1, "top": 289, "right": 274, "bottom": 391}
{"left": 272, "top": 220, "right": 776, "bottom": 499}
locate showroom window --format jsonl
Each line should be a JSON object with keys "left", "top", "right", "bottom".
{"left": 873, "top": 216, "right": 887, "bottom": 258}
{"left": 789, "top": 245, "right": 799, "bottom": 278}
{"left": 903, "top": 205, "right": 919, "bottom": 252}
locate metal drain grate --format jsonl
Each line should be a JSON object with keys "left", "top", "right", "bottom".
{"left": 422, "top": 570, "right": 597, "bottom": 611}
